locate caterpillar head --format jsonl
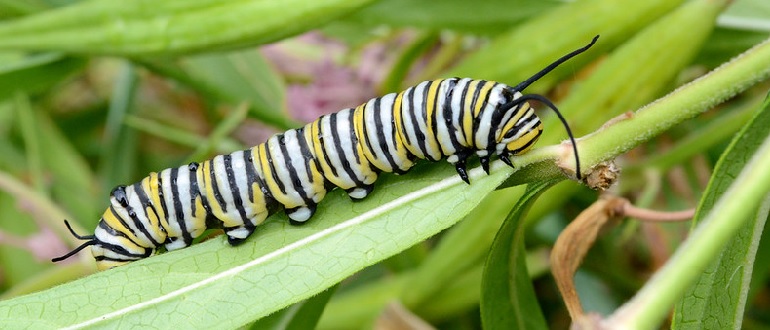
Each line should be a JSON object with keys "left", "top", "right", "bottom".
{"left": 492, "top": 87, "right": 579, "bottom": 179}
{"left": 52, "top": 186, "right": 158, "bottom": 270}
{"left": 489, "top": 35, "right": 599, "bottom": 179}
{"left": 494, "top": 88, "right": 543, "bottom": 157}
{"left": 50, "top": 218, "right": 150, "bottom": 270}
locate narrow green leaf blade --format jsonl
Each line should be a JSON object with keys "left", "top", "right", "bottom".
{"left": 672, "top": 93, "right": 770, "bottom": 329}
{"left": 401, "top": 186, "right": 527, "bottom": 307}
{"left": 185, "top": 103, "right": 248, "bottom": 163}
{"left": 541, "top": 0, "right": 728, "bottom": 141}
{"left": 97, "top": 62, "right": 139, "bottom": 193}
{"left": 342, "top": 0, "right": 560, "bottom": 34}
{"left": 0, "top": 0, "right": 47, "bottom": 18}
{"left": 0, "top": 0, "right": 376, "bottom": 56}
{"left": 26, "top": 109, "right": 101, "bottom": 227}
{"left": 0, "top": 160, "right": 515, "bottom": 329}
{"left": 0, "top": 53, "right": 85, "bottom": 100}
{"left": 481, "top": 180, "right": 556, "bottom": 330}
{"left": 447, "top": 0, "right": 684, "bottom": 92}
{"left": 123, "top": 115, "right": 242, "bottom": 154}
{"left": 178, "top": 49, "right": 295, "bottom": 130}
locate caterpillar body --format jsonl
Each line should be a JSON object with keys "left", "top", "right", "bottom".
{"left": 53, "top": 36, "right": 598, "bottom": 270}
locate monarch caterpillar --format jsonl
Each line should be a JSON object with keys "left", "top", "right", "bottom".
{"left": 53, "top": 36, "right": 598, "bottom": 270}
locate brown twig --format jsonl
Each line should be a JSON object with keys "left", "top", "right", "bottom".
{"left": 619, "top": 203, "right": 695, "bottom": 222}
{"left": 551, "top": 195, "right": 694, "bottom": 328}
{"left": 552, "top": 196, "right": 626, "bottom": 322}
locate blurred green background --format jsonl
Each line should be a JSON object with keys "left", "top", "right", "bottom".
{"left": 0, "top": 0, "right": 769, "bottom": 328}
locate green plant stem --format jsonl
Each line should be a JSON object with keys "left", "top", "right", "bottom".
{"left": 574, "top": 37, "right": 770, "bottom": 169}
{"left": 603, "top": 128, "right": 770, "bottom": 329}
{"left": 628, "top": 98, "right": 758, "bottom": 173}
{"left": 506, "top": 36, "right": 770, "bottom": 183}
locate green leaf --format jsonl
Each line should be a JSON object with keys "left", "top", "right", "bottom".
{"left": 35, "top": 113, "right": 100, "bottom": 225}
{"left": 138, "top": 48, "right": 297, "bottom": 130}
{"left": 628, "top": 97, "right": 758, "bottom": 173}
{"left": 178, "top": 49, "right": 296, "bottom": 130}
{"left": 250, "top": 284, "right": 338, "bottom": 330}
{"left": 379, "top": 32, "right": 440, "bottom": 94}
{"left": 0, "top": 0, "right": 47, "bottom": 18}
{"left": 481, "top": 180, "right": 555, "bottom": 330}
{"left": 185, "top": 103, "right": 248, "bottom": 163}
{"left": 0, "top": 193, "right": 49, "bottom": 287}
{"left": 0, "top": 160, "right": 515, "bottom": 329}
{"left": 123, "top": 115, "right": 242, "bottom": 154}
{"left": 695, "top": 28, "right": 770, "bottom": 68}
{"left": 0, "top": 0, "right": 377, "bottom": 56}
{"left": 342, "top": 0, "right": 561, "bottom": 35}
{"left": 0, "top": 171, "right": 82, "bottom": 248}
{"left": 541, "top": 0, "right": 728, "bottom": 140}
{"left": 718, "top": 0, "right": 770, "bottom": 31}
{"left": 401, "top": 186, "right": 528, "bottom": 307}
{"left": 317, "top": 269, "right": 410, "bottom": 329}
{"left": 603, "top": 96, "right": 770, "bottom": 328}
{"left": 671, "top": 94, "right": 770, "bottom": 329}
{"left": 317, "top": 243, "right": 552, "bottom": 329}
{"left": 536, "top": 35, "right": 770, "bottom": 184}
{"left": 0, "top": 53, "right": 85, "bottom": 100}
{"left": 14, "top": 93, "right": 44, "bottom": 193}
{"left": 97, "top": 62, "right": 139, "bottom": 193}
{"left": 0, "top": 263, "right": 92, "bottom": 300}
{"left": 446, "top": 0, "right": 685, "bottom": 93}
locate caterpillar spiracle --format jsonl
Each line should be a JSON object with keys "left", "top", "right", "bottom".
{"left": 53, "top": 36, "right": 598, "bottom": 270}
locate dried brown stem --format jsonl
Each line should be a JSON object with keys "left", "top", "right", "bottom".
{"left": 552, "top": 196, "right": 626, "bottom": 322}
{"left": 552, "top": 195, "right": 694, "bottom": 328}
{"left": 620, "top": 203, "right": 695, "bottom": 222}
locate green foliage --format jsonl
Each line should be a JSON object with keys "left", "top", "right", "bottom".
{"left": 341, "top": 0, "right": 562, "bottom": 35}
{"left": 0, "top": 0, "right": 768, "bottom": 329}
{"left": 671, "top": 93, "right": 770, "bottom": 330}
{"left": 0, "top": 0, "right": 378, "bottom": 55}
{"left": 481, "top": 180, "right": 556, "bottom": 330}
{"left": 0, "top": 161, "right": 514, "bottom": 328}
{"left": 604, "top": 94, "right": 770, "bottom": 330}
{"left": 250, "top": 284, "right": 338, "bottom": 330}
